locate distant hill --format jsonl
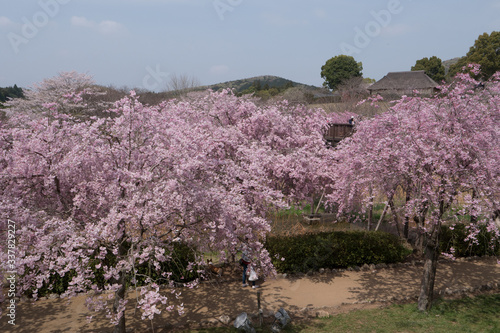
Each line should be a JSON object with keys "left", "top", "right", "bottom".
{"left": 443, "top": 57, "right": 461, "bottom": 74}
{"left": 201, "top": 75, "right": 320, "bottom": 94}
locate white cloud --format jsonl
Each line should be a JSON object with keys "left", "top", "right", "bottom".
{"left": 210, "top": 65, "right": 229, "bottom": 75}
{"left": 0, "top": 16, "right": 15, "bottom": 27}
{"left": 71, "top": 16, "right": 126, "bottom": 35}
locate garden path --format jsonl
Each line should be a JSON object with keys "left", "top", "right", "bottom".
{"left": 1, "top": 256, "right": 499, "bottom": 332}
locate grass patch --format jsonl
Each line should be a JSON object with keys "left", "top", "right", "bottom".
{"left": 307, "top": 294, "right": 500, "bottom": 333}
{"left": 187, "top": 293, "right": 500, "bottom": 332}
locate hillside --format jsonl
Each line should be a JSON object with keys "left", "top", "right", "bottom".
{"left": 201, "top": 75, "right": 320, "bottom": 94}
{"left": 443, "top": 57, "right": 461, "bottom": 74}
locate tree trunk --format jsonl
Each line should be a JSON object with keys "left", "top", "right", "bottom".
{"left": 413, "top": 205, "right": 428, "bottom": 256}
{"left": 417, "top": 225, "right": 440, "bottom": 312}
{"left": 367, "top": 201, "right": 373, "bottom": 231}
{"left": 113, "top": 270, "right": 127, "bottom": 333}
{"left": 375, "top": 192, "right": 393, "bottom": 232}
{"left": 404, "top": 192, "right": 410, "bottom": 239}
{"left": 470, "top": 189, "right": 477, "bottom": 224}
{"left": 374, "top": 202, "right": 389, "bottom": 231}
{"left": 367, "top": 186, "right": 373, "bottom": 231}
{"left": 388, "top": 199, "right": 403, "bottom": 237}
{"left": 113, "top": 223, "right": 128, "bottom": 333}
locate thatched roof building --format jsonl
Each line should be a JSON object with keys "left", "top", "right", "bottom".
{"left": 368, "top": 70, "right": 439, "bottom": 97}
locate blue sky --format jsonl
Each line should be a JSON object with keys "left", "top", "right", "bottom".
{"left": 1, "top": 0, "right": 499, "bottom": 91}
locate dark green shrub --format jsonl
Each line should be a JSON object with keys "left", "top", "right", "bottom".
{"left": 132, "top": 242, "right": 199, "bottom": 286}
{"left": 31, "top": 270, "right": 77, "bottom": 297}
{"left": 440, "top": 223, "right": 500, "bottom": 257}
{"left": 266, "top": 231, "right": 412, "bottom": 273}
{"left": 26, "top": 242, "right": 199, "bottom": 297}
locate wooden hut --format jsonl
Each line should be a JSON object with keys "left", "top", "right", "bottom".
{"left": 368, "top": 70, "right": 439, "bottom": 97}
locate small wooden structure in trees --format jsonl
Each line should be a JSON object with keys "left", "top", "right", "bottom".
{"left": 324, "top": 123, "right": 354, "bottom": 146}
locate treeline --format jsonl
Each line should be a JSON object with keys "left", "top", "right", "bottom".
{"left": 0, "top": 84, "right": 24, "bottom": 105}
{"left": 237, "top": 79, "right": 295, "bottom": 99}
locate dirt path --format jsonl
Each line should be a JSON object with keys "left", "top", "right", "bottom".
{"left": 1, "top": 257, "right": 499, "bottom": 332}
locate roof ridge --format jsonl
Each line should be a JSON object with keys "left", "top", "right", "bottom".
{"left": 387, "top": 70, "right": 425, "bottom": 74}
{"left": 368, "top": 71, "right": 439, "bottom": 91}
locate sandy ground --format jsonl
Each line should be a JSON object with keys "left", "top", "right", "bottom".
{"left": 1, "top": 257, "right": 499, "bottom": 332}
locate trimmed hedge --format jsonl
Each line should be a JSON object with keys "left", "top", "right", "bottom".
{"left": 265, "top": 231, "right": 412, "bottom": 273}
{"left": 440, "top": 223, "right": 500, "bottom": 257}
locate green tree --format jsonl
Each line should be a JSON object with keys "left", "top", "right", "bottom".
{"left": 0, "top": 84, "right": 24, "bottom": 103}
{"left": 255, "top": 90, "right": 271, "bottom": 100}
{"left": 448, "top": 31, "right": 500, "bottom": 80}
{"left": 411, "top": 56, "right": 445, "bottom": 82}
{"left": 284, "top": 80, "right": 294, "bottom": 89}
{"left": 253, "top": 80, "right": 262, "bottom": 91}
{"left": 268, "top": 87, "right": 279, "bottom": 96}
{"left": 321, "top": 55, "right": 363, "bottom": 90}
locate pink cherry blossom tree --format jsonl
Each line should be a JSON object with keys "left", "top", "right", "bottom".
{"left": 5, "top": 71, "right": 111, "bottom": 119}
{"left": 0, "top": 78, "right": 335, "bottom": 331}
{"left": 328, "top": 65, "right": 500, "bottom": 311}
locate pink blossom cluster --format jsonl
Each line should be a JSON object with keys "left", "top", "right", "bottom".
{"left": 328, "top": 68, "right": 500, "bottom": 259}
{"left": 0, "top": 68, "right": 498, "bottom": 324}
{"left": 0, "top": 74, "right": 336, "bottom": 325}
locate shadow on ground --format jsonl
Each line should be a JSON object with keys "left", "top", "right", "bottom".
{"left": 1, "top": 258, "right": 499, "bottom": 332}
